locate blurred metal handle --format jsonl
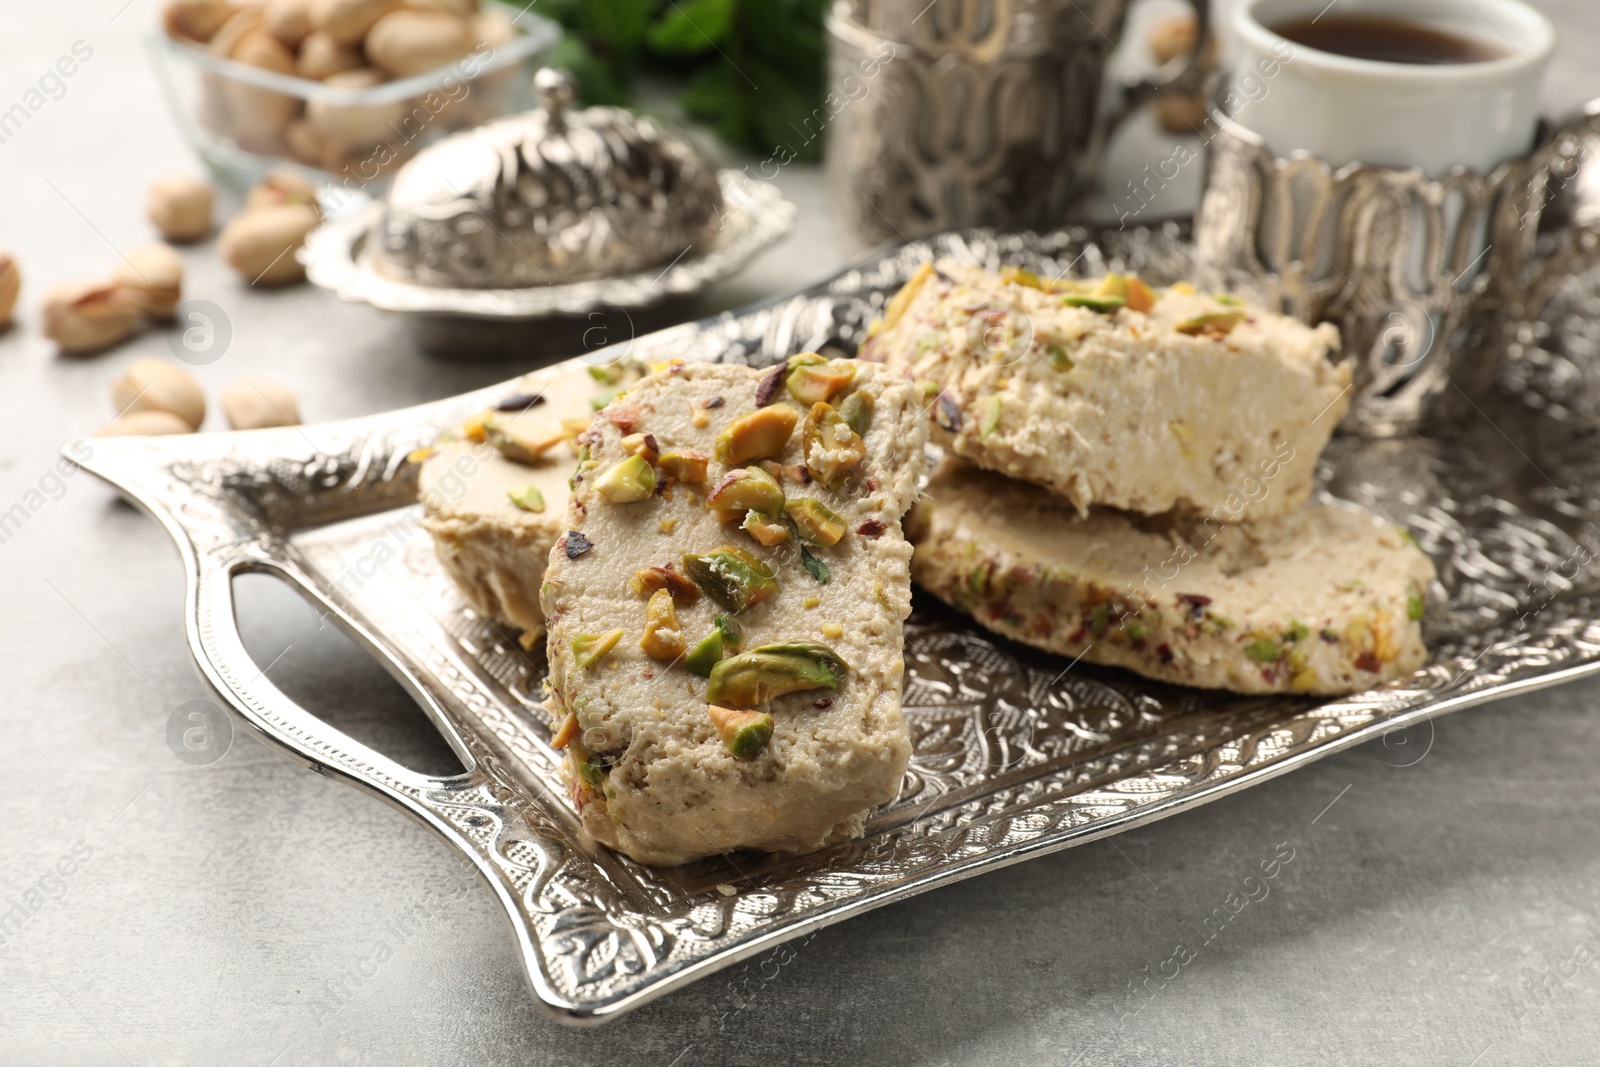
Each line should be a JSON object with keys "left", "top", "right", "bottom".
{"left": 1108, "top": 0, "right": 1213, "bottom": 134}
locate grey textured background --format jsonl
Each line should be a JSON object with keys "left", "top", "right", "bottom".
{"left": 3, "top": 2, "right": 1600, "bottom": 1064}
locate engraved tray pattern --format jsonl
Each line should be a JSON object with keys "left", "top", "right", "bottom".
{"left": 71, "top": 223, "right": 1600, "bottom": 1025}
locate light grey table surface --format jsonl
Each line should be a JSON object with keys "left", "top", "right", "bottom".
{"left": 5, "top": 3, "right": 1600, "bottom": 1065}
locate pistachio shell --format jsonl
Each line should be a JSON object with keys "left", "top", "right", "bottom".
{"left": 42, "top": 281, "right": 141, "bottom": 355}
{"left": 0, "top": 254, "right": 19, "bottom": 327}
{"left": 220, "top": 377, "right": 301, "bottom": 429}
{"left": 94, "top": 410, "right": 194, "bottom": 437}
{"left": 164, "top": 0, "right": 241, "bottom": 42}
{"left": 146, "top": 174, "right": 214, "bottom": 243}
{"left": 365, "top": 10, "right": 473, "bottom": 78}
{"left": 111, "top": 242, "right": 184, "bottom": 319}
{"left": 310, "top": 0, "right": 402, "bottom": 44}
{"left": 218, "top": 203, "right": 319, "bottom": 286}
{"left": 111, "top": 358, "right": 206, "bottom": 430}
{"left": 296, "top": 29, "right": 365, "bottom": 80}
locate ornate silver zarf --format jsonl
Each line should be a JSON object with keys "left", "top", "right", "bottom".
{"left": 372, "top": 69, "right": 726, "bottom": 288}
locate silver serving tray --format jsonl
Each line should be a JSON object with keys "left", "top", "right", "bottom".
{"left": 70, "top": 223, "right": 1600, "bottom": 1025}
{"left": 303, "top": 171, "right": 795, "bottom": 320}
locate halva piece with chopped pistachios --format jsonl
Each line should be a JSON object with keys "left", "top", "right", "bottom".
{"left": 540, "top": 357, "right": 927, "bottom": 865}
{"left": 906, "top": 460, "right": 1435, "bottom": 695}
{"left": 861, "top": 261, "right": 1349, "bottom": 520}
{"left": 419, "top": 360, "right": 638, "bottom": 641}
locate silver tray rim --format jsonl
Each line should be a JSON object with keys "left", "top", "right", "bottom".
{"left": 65, "top": 221, "right": 1600, "bottom": 1026}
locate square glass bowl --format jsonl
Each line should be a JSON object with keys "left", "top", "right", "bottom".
{"left": 147, "top": 3, "right": 559, "bottom": 190}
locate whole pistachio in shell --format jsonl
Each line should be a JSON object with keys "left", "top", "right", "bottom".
{"left": 41, "top": 281, "right": 142, "bottom": 355}
{"left": 219, "top": 203, "right": 320, "bottom": 286}
{"left": 111, "top": 358, "right": 206, "bottom": 430}
{"left": 365, "top": 10, "right": 473, "bottom": 78}
{"left": 111, "top": 243, "right": 185, "bottom": 320}
{"left": 163, "top": 0, "right": 241, "bottom": 42}
{"left": 295, "top": 29, "right": 364, "bottom": 80}
{"left": 310, "top": 0, "right": 402, "bottom": 45}
{"left": 261, "top": 0, "right": 314, "bottom": 45}
{"left": 406, "top": 0, "right": 478, "bottom": 14}
{"left": 222, "top": 31, "right": 302, "bottom": 152}
{"left": 146, "top": 174, "right": 214, "bottom": 243}
{"left": 305, "top": 69, "right": 405, "bottom": 152}
{"left": 471, "top": 7, "right": 515, "bottom": 48}
{"left": 95, "top": 410, "right": 194, "bottom": 437}
{"left": 247, "top": 170, "right": 323, "bottom": 219}
{"left": 0, "top": 254, "right": 19, "bottom": 328}
{"left": 221, "top": 376, "right": 301, "bottom": 429}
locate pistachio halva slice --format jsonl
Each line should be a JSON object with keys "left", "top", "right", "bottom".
{"left": 861, "top": 260, "right": 1350, "bottom": 520}
{"left": 540, "top": 358, "right": 927, "bottom": 865}
{"left": 418, "top": 360, "right": 641, "bottom": 642}
{"left": 906, "top": 460, "right": 1435, "bottom": 695}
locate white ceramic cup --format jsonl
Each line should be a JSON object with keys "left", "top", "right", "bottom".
{"left": 1227, "top": 0, "right": 1555, "bottom": 176}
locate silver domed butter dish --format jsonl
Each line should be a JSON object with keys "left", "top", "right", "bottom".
{"left": 304, "top": 70, "right": 794, "bottom": 349}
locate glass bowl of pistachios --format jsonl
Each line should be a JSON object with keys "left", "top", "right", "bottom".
{"left": 147, "top": 0, "right": 559, "bottom": 190}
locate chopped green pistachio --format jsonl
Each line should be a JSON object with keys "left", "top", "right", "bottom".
{"left": 786, "top": 355, "right": 856, "bottom": 405}
{"left": 1062, "top": 293, "right": 1126, "bottom": 312}
{"left": 715, "top": 613, "right": 743, "bottom": 651}
{"left": 639, "top": 589, "right": 686, "bottom": 661}
{"left": 590, "top": 386, "right": 625, "bottom": 410}
{"left": 684, "top": 631, "right": 724, "bottom": 677}
{"left": 716, "top": 406, "right": 798, "bottom": 464}
{"left": 594, "top": 454, "right": 657, "bottom": 503}
{"left": 977, "top": 396, "right": 1002, "bottom": 439}
{"left": 1213, "top": 293, "right": 1243, "bottom": 306}
{"left": 999, "top": 265, "right": 1044, "bottom": 289}
{"left": 1395, "top": 527, "right": 1419, "bottom": 548}
{"left": 706, "top": 466, "right": 786, "bottom": 516}
{"left": 572, "top": 629, "right": 624, "bottom": 669}
{"left": 707, "top": 706, "right": 774, "bottom": 759}
{"left": 1244, "top": 638, "right": 1282, "bottom": 663}
{"left": 838, "top": 390, "right": 875, "bottom": 436}
{"left": 683, "top": 545, "right": 780, "bottom": 613}
{"left": 705, "top": 642, "right": 848, "bottom": 707}
{"left": 1292, "top": 667, "right": 1319, "bottom": 692}
{"left": 659, "top": 450, "right": 710, "bottom": 485}
{"left": 1090, "top": 604, "right": 1109, "bottom": 636}
{"left": 800, "top": 544, "right": 830, "bottom": 585}
{"left": 1286, "top": 621, "right": 1309, "bottom": 643}
{"left": 742, "top": 510, "right": 792, "bottom": 546}
{"left": 575, "top": 756, "right": 607, "bottom": 787}
{"left": 1046, "top": 344, "right": 1074, "bottom": 371}
{"left": 801, "top": 401, "right": 866, "bottom": 487}
{"left": 1407, "top": 592, "right": 1425, "bottom": 620}
{"left": 508, "top": 486, "right": 546, "bottom": 512}
{"left": 784, "top": 498, "right": 847, "bottom": 546}
{"left": 587, "top": 363, "right": 624, "bottom": 385}
{"left": 1125, "top": 619, "right": 1147, "bottom": 641}
{"left": 629, "top": 565, "right": 700, "bottom": 604}
{"left": 484, "top": 415, "right": 564, "bottom": 465}
{"left": 1175, "top": 311, "right": 1246, "bottom": 338}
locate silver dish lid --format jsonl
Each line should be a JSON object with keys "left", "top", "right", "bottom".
{"left": 370, "top": 69, "right": 725, "bottom": 289}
